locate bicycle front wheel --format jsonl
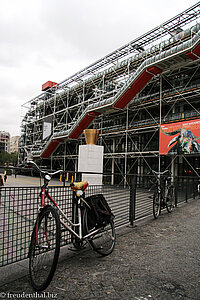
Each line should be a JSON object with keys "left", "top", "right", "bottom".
{"left": 29, "top": 205, "right": 61, "bottom": 291}
{"left": 88, "top": 219, "right": 116, "bottom": 256}
{"left": 153, "top": 191, "right": 161, "bottom": 219}
{"left": 166, "top": 185, "right": 175, "bottom": 213}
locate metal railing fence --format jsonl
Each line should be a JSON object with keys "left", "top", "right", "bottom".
{"left": 0, "top": 174, "right": 199, "bottom": 268}
{"left": 0, "top": 184, "right": 130, "bottom": 267}
{"left": 129, "top": 174, "right": 200, "bottom": 225}
{"left": 174, "top": 176, "right": 199, "bottom": 203}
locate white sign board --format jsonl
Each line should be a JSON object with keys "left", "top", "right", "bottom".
{"left": 42, "top": 117, "right": 52, "bottom": 140}
{"left": 78, "top": 145, "right": 104, "bottom": 185}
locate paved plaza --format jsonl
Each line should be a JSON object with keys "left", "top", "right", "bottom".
{"left": 0, "top": 173, "right": 64, "bottom": 187}
{"left": 0, "top": 191, "right": 200, "bottom": 299}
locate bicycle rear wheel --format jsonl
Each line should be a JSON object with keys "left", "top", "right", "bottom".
{"left": 153, "top": 190, "right": 161, "bottom": 219}
{"left": 166, "top": 185, "right": 175, "bottom": 213}
{"left": 29, "top": 205, "right": 61, "bottom": 291}
{"left": 88, "top": 219, "right": 116, "bottom": 256}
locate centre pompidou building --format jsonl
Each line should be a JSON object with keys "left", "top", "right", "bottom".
{"left": 19, "top": 3, "right": 200, "bottom": 185}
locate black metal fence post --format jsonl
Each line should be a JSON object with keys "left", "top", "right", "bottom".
{"left": 71, "top": 191, "right": 76, "bottom": 244}
{"left": 185, "top": 179, "right": 188, "bottom": 203}
{"left": 174, "top": 177, "right": 178, "bottom": 207}
{"left": 129, "top": 176, "right": 136, "bottom": 227}
{"left": 193, "top": 180, "right": 196, "bottom": 200}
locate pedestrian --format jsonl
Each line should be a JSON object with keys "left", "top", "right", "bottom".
{"left": 4, "top": 171, "right": 7, "bottom": 183}
{"left": 0, "top": 175, "right": 4, "bottom": 200}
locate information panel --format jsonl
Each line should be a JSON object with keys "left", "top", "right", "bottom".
{"left": 159, "top": 119, "right": 200, "bottom": 155}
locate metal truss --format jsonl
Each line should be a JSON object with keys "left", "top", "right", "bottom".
{"left": 19, "top": 3, "right": 200, "bottom": 185}
{"left": 98, "top": 60, "right": 200, "bottom": 184}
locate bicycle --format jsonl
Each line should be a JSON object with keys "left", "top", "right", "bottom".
{"left": 28, "top": 161, "right": 116, "bottom": 291}
{"left": 151, "top": 170, "right": 175, "bottom": 219}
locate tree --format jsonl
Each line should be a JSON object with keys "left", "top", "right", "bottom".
{"left": 0, "top": 151, "right": 18, "bottom": 166}
{"left": 10, "top": 152, "right": 18, "bottom": 166}
{"left": 0, "top": 150, "right": 10, "bottom": 165}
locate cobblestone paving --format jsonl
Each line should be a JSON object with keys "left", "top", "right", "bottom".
{"left": 1, "top": 199, "right": 200, "bottom": 299}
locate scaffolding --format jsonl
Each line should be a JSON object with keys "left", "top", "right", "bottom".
{"left": 19, "top": 3, "right": 200, "bottom": 184}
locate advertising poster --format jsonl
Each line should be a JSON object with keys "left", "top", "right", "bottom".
{"left": 42, "top": 116, "right": 52, "bottom": 140}
{"left": 159, "top": 119, "right": 200, "bottom": 155}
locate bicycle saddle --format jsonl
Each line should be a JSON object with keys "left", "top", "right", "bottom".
{"left": 70, "top": 181, "right": 88, "bottom": 192}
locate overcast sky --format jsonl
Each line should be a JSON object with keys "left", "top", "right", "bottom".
{"left": 0, "top": 0, "right": 198, "bottom": 137}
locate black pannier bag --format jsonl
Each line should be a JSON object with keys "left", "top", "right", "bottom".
{"left": 85, "top": 194, "right": 114, "bottom": 230}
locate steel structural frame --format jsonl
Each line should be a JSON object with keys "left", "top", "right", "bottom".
{"left": 47, "top": 59, "right": 200, "bottom": 186}
{"left": 99, "top": 63, "right": 200, "bottom": 185}
{"left": 19, "top": 3, "right": 200, "bottom": 184}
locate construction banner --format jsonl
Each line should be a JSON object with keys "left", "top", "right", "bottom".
{"left": 159, "top": 119, "right": 200, "bottom": 155}
{"left": 42, "top": 116, "right": 52, "bottom": 140}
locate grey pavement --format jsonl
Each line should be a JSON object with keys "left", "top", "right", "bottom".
{"left": 0, "top": 174, "right": 63, "bottom": 187}
{"left": 0, "top": 198, "right": 200, "bottom": 299}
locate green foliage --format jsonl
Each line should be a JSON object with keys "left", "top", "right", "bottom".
{"left": 10, "top": 152, "right": 18, "bottom": 166}
{"left": 0, "top": 150, "right": 18, "bottom": 166}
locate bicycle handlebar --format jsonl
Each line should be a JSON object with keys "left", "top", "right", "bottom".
{"left": 152, "top": 170, "right": 170, "bottom": 176}
{"left": 27, "top": 160, "right": 64, "bottom": 177}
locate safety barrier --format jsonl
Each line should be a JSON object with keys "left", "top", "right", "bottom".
{"left": 129, "top": 174, "right": 199, "bottom": 225}
{"left": 0, "top": 175, "right": 198, "bottom": 267}
{"left": 0, "top": 184, "right": 130, "bottom": 267}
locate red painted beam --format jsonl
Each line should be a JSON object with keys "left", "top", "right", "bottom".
{"left": 41, "top": 139, "right": 61, "bottom": 158}
{"left": 194, "top": 43, "right": 200, "bottom": 56}
{"left": 186, "top": 42, "right": 200, "bottom": 60}
{"left": 114, "top": 66, "right": 162, "bottom": 109}
{"left": 69, "top": 112, "right": 100, "bottom": 139}
{"left": 186, "top": 52, "right": 197, "bottom": 60}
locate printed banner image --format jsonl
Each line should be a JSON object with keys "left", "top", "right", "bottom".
{"left": 42, "top": 116, "right": 52, "bottom": 140}
{"left": 159, "top": 119, "right": 200, "bottom": 155}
